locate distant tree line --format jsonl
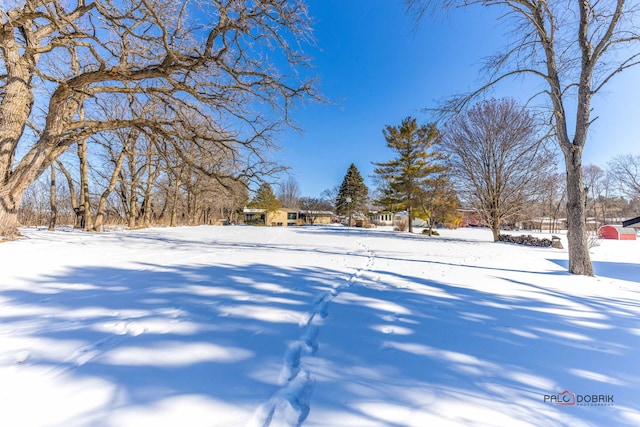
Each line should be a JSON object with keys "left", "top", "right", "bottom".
{"left": 17, "top": 100, "right": 639, "bottom": 236}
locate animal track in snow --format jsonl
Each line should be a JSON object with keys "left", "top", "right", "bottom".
{"left": 248, "top": 239, "right": 376, "bottom": 427}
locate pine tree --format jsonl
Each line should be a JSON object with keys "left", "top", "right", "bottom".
{"left": 249, "top": 183, "right": 281, "bottom": 225}
{"left": 373, "top": 116, "right": 445, "bottom": 233}
{"left": 336, "top": 164, "right": 369, "bottom": 226}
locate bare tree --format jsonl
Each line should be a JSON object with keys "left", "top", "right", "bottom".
{"left": 608, "top": 154, "right": 640, "bottom": 201}
{"left": 55, "top": 159, "right": 81, "bottom": 227}
{"left": 0, "top": 0, "right": 318, "bottom": 239}
{"left": 408, "top": 0, "right": 640, "bottom": 275}
{"left": 93, "top": 145, "right": 126, "bottom": 232}
{"left": 17, "top": 175, "right": 50, "bottom": 227}
{"left": 320, "top": 185, "right": 340, "bottom": 211}
{"left": 277, "top": 177, "right": 302, "bottom": 208}
{"left": 597, "top": 172, "right": 618, "bottom": 224}
{"left": 76, "top": 111, "right": 93, "bottom": 231}
{"left": 48, "top": 165, "right": 57, "bottom": 231}
{"left": 443, "top": 99, "right": 556, "bottom": 242}
{"left": 299, "top": 197, "right": 333, "bottom": 225}
{"left": 583, "top": 164, "right": 607, "bottom": 227}
{"left": 537, "top": 171, "right": 566, "bottom": 233}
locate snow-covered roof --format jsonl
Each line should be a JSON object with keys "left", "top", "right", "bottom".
{"left": 243, "top": 207, "right": 303, "bottom": 214}
{"left": 299, "top": 210, "right": 334, "bottom": 215}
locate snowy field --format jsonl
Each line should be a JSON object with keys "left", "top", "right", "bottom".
{"left": 0, "top": 225, "right": 639, "bottom": 427}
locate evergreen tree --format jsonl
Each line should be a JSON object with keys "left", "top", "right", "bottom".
{"left": 336, "top": 164, "right": 369, "bottom": 226}
{"left": 249, "top": 183, "right": 281, "bottom": 225}
{"left": 373, "top": 116, "right": 445, "bottom": 233}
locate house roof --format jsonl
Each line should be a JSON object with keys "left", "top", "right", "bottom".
{"left": 243, "top": 207, "right": 300, "bottom": 214}
{"left": 622, "top": 216, "right": 640, "bottom": 228}
{"left": 524, "top": 217, "right": 563, "bottom": 222}
{"left": 299, "top": 210, "right": 334, "bottom": 215}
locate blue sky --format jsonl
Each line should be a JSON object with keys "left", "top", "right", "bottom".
{"left": 277, "top": 0, "right": 640, "bottom": 198}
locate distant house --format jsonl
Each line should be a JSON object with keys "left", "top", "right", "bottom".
{"left": 371, "top": 211, "right": 427, "bottom": 228}
{"left": 598, "top": 225, "right": 637, "bottom": 240}
{"left": 298, "top": 210, "right": 334, "bottom": 225}
{"left": 521, "top": 217, "right": 565, "bottom": 232}
{"left": 243, "top": 208, "right": 299, "bottom": 227}
{"left": 243, "top": 208, "right": 334, "bottom": 226}
{"left": 458, "top": 209, "right": 484, "bottom": 227}
{"left": 371, "top": 211, "right": 394, "bottom": 226}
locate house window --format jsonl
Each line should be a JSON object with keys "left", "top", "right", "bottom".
{"left": 287, "top": 213, "right": 297, "bottom": 220}
{"left": 246, "top": 213, "right": 255, "bottom": 221}
{"left": 287, "top": 222, "right": 296, "bottom": 227}
{"left": 276, "top": 222, "right": 283, "bottom": 226}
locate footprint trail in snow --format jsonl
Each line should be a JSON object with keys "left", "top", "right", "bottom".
{"left": 248, "top": 240, "right": 375, "bottom": 427}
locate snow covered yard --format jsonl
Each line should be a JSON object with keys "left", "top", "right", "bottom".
{"left": 0, "top": 225, "right": 638, "bottom": 427}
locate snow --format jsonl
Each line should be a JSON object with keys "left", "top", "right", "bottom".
{"left": 0, "top": 225, "right": 639, "bottom": 427}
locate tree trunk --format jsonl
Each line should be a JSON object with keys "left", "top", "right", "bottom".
{"left": 56, "top": 161, "right": 80, "bottom": 226}
{"left": 127, "top": 150, "right": 137, "bottom": 229}
{"left": 407, "top": 206, "right": 413, "bottom": 233}
{"left": 489, "top": 206, "right": 500, "bottom": 242}
{"left": 78, "top": 138, "right": 93, "bottom": 231}
{"left": 142, "top": 145, "right": 159, "bottom": 228}
{"left": 188, "top": 191, "right": 198, "bottom": 225}
{"left": 128, "top": 183, "right": 137, "bottom": 229}
{"left": 0, "top": 25, "right": 35, "bottom": 240}
{"left": 565, "top": 152, "right": 594, "bottom": 275}
{"left": 48, "top": 164, "right": 57, "bottom": 231}
{"left": 170, "top": 177, "right": 180, "bottom": 227}
{"left": 491, "top": 225, "right": 500, "bottom": 242}
{"left": 0, "top": 191, "right": 21, "bottom": 239}
{"left": 93, "top": 149, "right": 126, "bottom": 232}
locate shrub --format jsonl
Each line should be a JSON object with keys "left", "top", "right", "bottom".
{"left": 394, "top": 216, "right": 408, "bottom": 232}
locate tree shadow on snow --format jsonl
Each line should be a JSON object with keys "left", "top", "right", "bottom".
{"left": 1, "top": 255, "right": 639, "bottom": 426}
{"left": 303, "top": 269, "right": 640, "bottom": 427}
{"left": 0, "top": 262, "right": 345, "bottom": 426}
{"left": 549, "top": 258, "right": 640, "bottom": 284}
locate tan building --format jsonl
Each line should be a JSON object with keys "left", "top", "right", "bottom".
{"left": 521, "top": 217, "right": 565, "bottom": 232}
{"left": 244, "top": 208, "right": 299, "bottom": 226}
{"left": 244, "top": 208, "right": 335, "bottom": 226}
{"left": 298, "top": 210, "right": 334, "bottom": 225}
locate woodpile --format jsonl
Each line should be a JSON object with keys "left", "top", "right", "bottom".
{"left": 498, "top": 234, "right": 554, "bottom": 247}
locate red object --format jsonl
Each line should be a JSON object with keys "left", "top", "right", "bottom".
{"left": 598, "top": 225, "right": 637, "bottom": 240}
